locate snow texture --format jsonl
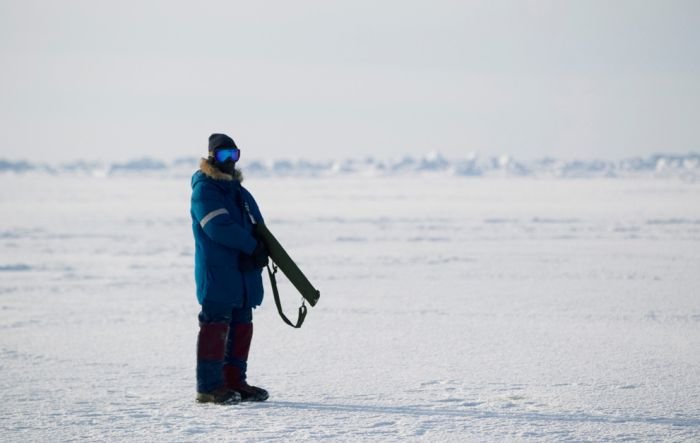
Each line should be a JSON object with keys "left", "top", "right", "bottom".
{"left": 1, "top": 173, "right": 699, "bottom": 442}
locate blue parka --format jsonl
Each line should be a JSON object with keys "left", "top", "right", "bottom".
{"left": 190, "top": 159, "right": 265, "bottom": 308}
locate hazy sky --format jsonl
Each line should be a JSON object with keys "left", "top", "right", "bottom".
{"left": 1, "top": 0, "right": 698, "bottom": 162}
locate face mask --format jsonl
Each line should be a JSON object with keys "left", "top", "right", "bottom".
{"left": 217, "top": 159, "right": 236, "bottom": 175}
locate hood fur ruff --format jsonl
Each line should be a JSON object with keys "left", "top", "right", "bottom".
{"left": 199, "top": 158, "right": 243, "bottom": 182}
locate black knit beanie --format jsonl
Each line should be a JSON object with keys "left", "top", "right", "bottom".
{"left": 208, "top": 133, "right": 238, "bottom": 152}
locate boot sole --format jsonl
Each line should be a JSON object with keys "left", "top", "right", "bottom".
{"left": 196, "top": 392, "right": 242, "bottom": 405}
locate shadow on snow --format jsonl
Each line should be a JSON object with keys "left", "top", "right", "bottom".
{"left": 265, "top": 401, "right": 700, "bottom": 428}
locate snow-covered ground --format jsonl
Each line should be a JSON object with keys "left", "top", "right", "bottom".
{"left": 1, "top": 174, "right": 699, "bottom": 441}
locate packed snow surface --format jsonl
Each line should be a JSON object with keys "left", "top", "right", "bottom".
{"left": 1, "top": 174, "right": 699, "bottom": 441}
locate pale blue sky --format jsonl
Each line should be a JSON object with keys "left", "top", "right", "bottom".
{"left": 1, "top": 0, "right": 698, "bottom": 162}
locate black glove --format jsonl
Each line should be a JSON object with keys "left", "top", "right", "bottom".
{"left": 239, "top": 240, "right": 269, "bottom": 272}
{"left": 251, "top": 240, "right": 269, "bottom": 268}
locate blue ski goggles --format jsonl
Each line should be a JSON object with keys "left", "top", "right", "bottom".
{"left": 214, "top": 148, "right": 240, "bottom": 163}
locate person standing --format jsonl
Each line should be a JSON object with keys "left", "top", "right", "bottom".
{"left": 190, "top": 133, "right": 270, "bottom": 404}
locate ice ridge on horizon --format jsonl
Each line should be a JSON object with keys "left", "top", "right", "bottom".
{"left": 0, "top": 152, "right": 698, "bottom": 179}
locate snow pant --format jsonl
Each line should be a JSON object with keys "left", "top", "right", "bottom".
{"left": 196, "top": 300, "right": 253, "bottom": 393}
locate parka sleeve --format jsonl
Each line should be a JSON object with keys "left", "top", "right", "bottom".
{"left": 242, "top": 188, "right": 265, "bottom": 225}
{"left": 191, "top": 183, "right": 257, "bottom": 254}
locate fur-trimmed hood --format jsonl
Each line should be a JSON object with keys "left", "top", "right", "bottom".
{"left": 199, "top": 158, "right": 243, "bottom": 182}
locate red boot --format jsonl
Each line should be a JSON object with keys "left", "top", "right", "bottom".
{"left": 224, "top": 322, "right": 269, "bottom": 402}
{"left": 197, "top": 322, "right": 240, "bottom": 404}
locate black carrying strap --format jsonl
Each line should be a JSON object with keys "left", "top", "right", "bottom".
{"left": 267, "top": 263, "right": 307, "bottom": 328}
{"left": 244, "top": 201, "right": 308, "bottom": 328}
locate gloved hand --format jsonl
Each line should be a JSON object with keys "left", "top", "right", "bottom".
{"left": 239, "top": 240, "right": 269, "bottom": 272}
{"left": 251, "top": 240, "right": 269, "bottom": 268}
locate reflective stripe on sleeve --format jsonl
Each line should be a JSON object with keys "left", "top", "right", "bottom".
{"left": 199, "top": 208, "right": 229, "bottom": 229}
